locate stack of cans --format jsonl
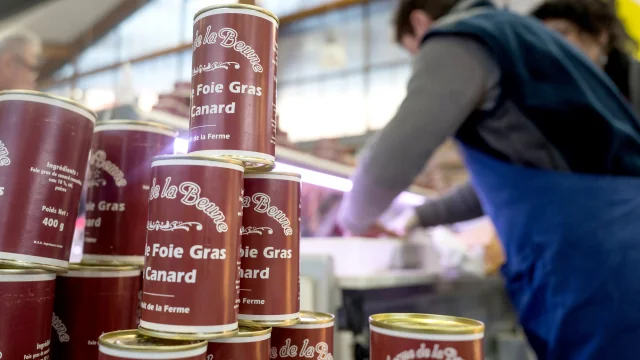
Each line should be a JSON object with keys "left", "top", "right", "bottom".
{"left": 0, "top": 90, "right": 97, "bottom": 359}
{"left": 95, "top": 4, "right": 336, "bottom": 360}
{"left": 52, "top": 117, "right": 178, "bottom": 360}
{"left": 0, "top": 96, "right": 180, "bottom": 359}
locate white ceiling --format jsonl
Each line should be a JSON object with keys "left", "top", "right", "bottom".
{"left": 0, "top": 0, "right": 124, "bottom": 44}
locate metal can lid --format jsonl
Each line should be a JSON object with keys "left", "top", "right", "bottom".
{"left": 0, "top": 266, "right": 51, "bottom": 275}
{"left": 237, "top": 325, "right": 271, "bottom": 337}
{"left": 0, "top": 89, "right": 97, "bottom": 122}
{"left": 194, "top": 4, "right": 279, "bottom": 25}
{"left": 95, "top": 120, "right": 179, "bottom": 136}
{"left": 60, "top": 264, "right": 142, "bottom": 277}
{"left": 152, "top": 154, "right": 245, "bottom": 168}
{"left": 99, "top": 330, "right": 208, "bottom": 353}
{"left": 299, "top": 311, "right": 335, "bottom": 325}
{"left": 245, "top": 171, "right": 301, "bottom": 178}
{"left": 369, "top": 313, "right": 484, "bottom": 336}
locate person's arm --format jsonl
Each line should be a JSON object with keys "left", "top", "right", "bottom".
{"left": 337, "top": 37, "right": 493, "bottom": 235}
{"left": 414, "top": 181, "right": 484, "bottom": 228}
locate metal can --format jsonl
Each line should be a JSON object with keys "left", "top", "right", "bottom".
{"left": 51, "top": 264, "right": 142, "bottom": 360}
{"left": 0, "top": 267, "right": 56, "bottom": 359}
{"left": 140, "top": 155, "right": 244, "bottom": 340}
{"left": 369, "top": 314, "right": 485, "bottom": 360}
{"left": 82, "top": 120, "right": 178, "bottom": 265}
{"left": 98, "top": 330, "right": 207, "bottom": 360}
{"left": 0, "top": 90, "right": 96, "bottom": 272}
{"left": 270, "top": 311, "right": 334, "bottom": 360}
{"left": 239, "top": 172, "right": 300, "bottom": 326}
{"left": 189, "top": 4, "right": 279, "bottom": 170}
{"left": 207, "top": 326, "right": 271, "bottom": 360}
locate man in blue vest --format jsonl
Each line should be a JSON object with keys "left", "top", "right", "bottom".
{"left": 338, "top": 0, "right": 640, "bottom": 358}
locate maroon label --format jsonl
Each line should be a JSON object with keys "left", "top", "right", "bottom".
{"left": 369, "top": 328, "right": 483, "bottom": 360}
{"left": 239, "top": 175, "right": 300, "bottom": 320}
{"left": 270, "top": 325, "right": 334, "bottom": 360}
{"left": 0, "top": 96, "right": 94, "bottom": 268}
{"left": 83, "top": 126, "right": 176, "bottom": 262}
{"left": 141, "top": 158, "right": 243, "bottom": 334}
{"left": 0, "top": 274, "right": 56, "bottom": 360}
{"left": 100, "top": 353, "right": 205, "bottom": 360}
{"left": 51, "top": 270, "right": 142, "bottom": 360}
{"left": 189, "top": 7, "right": 278, "bottom": 160}
{"left": 207, "top": 336, "right": 270, "bottom": 360}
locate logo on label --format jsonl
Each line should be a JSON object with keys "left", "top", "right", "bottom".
{"left": 0, "top": 140, "right": 9, "bottom": 166}
{"left": 271, "top": 338, "right": 332, "bottom": 360}
{"left": 52, "top": 313, "right": 70, "bottom": 342}
{"left": 88, "top": 150, "right": 127, "bottom": 187}
{"left": 387, "top": 344, "right": 464, "bottom": 360}
{"left": 243, "top": 193, "right": 293, "bottom": 235}
{"left": 193, "top": 61, "right": 240, "bottom": 76}
{"left": 147, "top": 220, "right": 203, "bottom": 232}
{"left": 241, "top": 226, "right": 273, "bottom": 235}
{"left": 193, "top": 26, "right": 264, "bottom": 72}
{"left": 150, "top": 177, "right": 229, "bottom": 232}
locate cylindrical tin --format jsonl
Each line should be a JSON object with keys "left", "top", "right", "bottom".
{"left": 98, "top": 330, "right": 207, "bottom": 360}
{"left": 207, "top": 326, "right": 271, "bottom": 360}
{"left": 0, "top": 90, "right": 96, "bottom": 272}
{"left": 52, "top": 264, "right": 142, "bottom": 360}
{"left": 0, "top": 267, "right": 56, "bottom": 359}
{"left": 239, "top": 172, "right": 301, "bottom": 326}
{"left": 139, "top": 155, "right": 244, "bottom": 340}
{"left": 369, "top": 313, "right": 485, "bottom": 360}
{"left": 82, "top": 120, "right": 178, "bottom": 265}
{"left": 270, "top": 311, "right": 334, "bottom": 360}
{"left": 189, "top": 4, "right": 279, "bottom": 170}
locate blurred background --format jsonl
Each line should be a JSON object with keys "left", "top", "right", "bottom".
{"left": 2, "top": 0, "right": 638, "bottom": 359}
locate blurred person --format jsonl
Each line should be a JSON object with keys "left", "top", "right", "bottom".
{"left": 402, "top": 0, "right": 640, "bottom": 235}
{"left": 533, "top": 0, "right": 640, "bottom": 113}
{"left": 338, "top": 0, "right": 640, "bottom": 358}
{"left": 0, "top": 29, "right": 41, "bottom": 91}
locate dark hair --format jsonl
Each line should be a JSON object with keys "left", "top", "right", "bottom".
{"left": 394, "top": 0, "right": 460, "bottom": 43}
{"left": 531, "top": 0, "right": 638, "bottom": 55}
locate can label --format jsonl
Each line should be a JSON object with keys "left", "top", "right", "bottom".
{"left": 0, "top": 273, "right": 56, "bottom": 360}
{"left": 207, "top": 334, "right": 270, "bottom": 360}
{"left": 83, "top": 126, "right": 176, "bottom": 263}
{"left": 141, "top": 159, "right": 244, "bottom": 334}
{"left": 239, "top": 175, "right": 300, "bottom": 321}
{"left": 369, "top": 326, "right": 484, "bottom": 360}
{"left": 0, "top": 96, "right": 94, "bottom": 268}
{"left": 189, "top": 7, "right": 278, "bottom": 161}
{"left": 52, "top": 270, "right": 142, "bottom": 360}
{"left": 270, "top": 324, "right": 334, "bottom": 360}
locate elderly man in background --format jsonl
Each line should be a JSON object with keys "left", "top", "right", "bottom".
{"left": 0, "top": 29, "right": 41, "bottom": 91}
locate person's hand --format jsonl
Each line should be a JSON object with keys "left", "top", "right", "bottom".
{"left": 364, "top": 222, "right": 400, "bottom": 238}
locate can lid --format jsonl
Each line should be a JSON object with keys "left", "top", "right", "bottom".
{"left": 299, "top": 311, "right": 335, "bottom": 325}
{"left": 68, "top": 264, "right": 141, "bottom": 272}
{"left": 99, "top": 330, "right": 207, "bottom": 353}
{"left": 152, "top": 154, "right": 245, "bottom": 167}
{"left": 0, "top": 89, "right": 97, "bottom": 121}
{"left": 369, "top": 313, "right": 484, "bottom": 336}
{"left": 0, "top": 258, "right": 67, "bottom": 274}
{"left": 237, "top": 325, "right": 272, "bottom": 337}
{"left": 244, "top": 171, "right": 301, "bottom": 178}
{"left": 0, "top": 266, "right": 51, "bottom": 275}
{"left": 194, "top": 4, "right": 279, "bottom": 25}
{"left": 95, "top": 120, "right": 178, "bottom": 136}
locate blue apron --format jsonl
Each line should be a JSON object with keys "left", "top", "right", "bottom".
{"left": 460, "top": 144, "right": 640, "bottom": 359}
